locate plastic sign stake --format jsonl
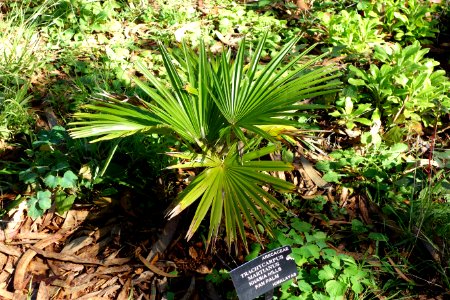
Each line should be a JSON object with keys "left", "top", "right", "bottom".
{"left": 230, "top": 246, "right": 297, "bottom": 300}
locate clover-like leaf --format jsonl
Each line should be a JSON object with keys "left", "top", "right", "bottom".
{"left": 44, "top": 174, "right": 59, "bottom": 189}
{"left": 27, "top": 190, "right": 52, "bottom": 220}
{"left": 60, "top": 170, "right": 78, "bottom": 189}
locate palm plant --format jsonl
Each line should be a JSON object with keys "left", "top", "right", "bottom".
{"left": 69, "top": 34, "right": 341, "bottom": 251}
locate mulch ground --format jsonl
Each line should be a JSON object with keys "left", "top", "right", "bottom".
{"left": 0, "top": 200, "right": 229, "bottom": 300}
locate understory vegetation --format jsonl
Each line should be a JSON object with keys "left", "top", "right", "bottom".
{"left": 0, "top": 0, "right": 449, "bottom": 299}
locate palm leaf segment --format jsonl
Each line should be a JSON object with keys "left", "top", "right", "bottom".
{"left": 69, "top": 34, "right": 341, "bottom": 251}
{"left": 167, "top": 144, "right": 294, "bottom": 252}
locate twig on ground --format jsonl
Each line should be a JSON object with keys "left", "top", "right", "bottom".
{"left": 136, "top": 247, "right": 178, "bottom": 278}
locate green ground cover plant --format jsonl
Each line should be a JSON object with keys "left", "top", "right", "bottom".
{"left": 316, "top": 10, "right": 385, "bottom": 56}
{"left": 272, "top": 218, "right": 376, "bottom": 299}
{"left": 18, "top": 126, "right": 90, "bottom": 218}
{"left": 357, "top": 0, "right": 440, "bottom": 44}
{"left": 347, "top": 41, "right": 450, "bottom": 128}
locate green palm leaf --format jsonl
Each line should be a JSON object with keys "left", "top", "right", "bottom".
{"left": 167, "top": 145, "right": 295, "bottom": 251}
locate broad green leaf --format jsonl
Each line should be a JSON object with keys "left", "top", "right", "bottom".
{"left": 60, "top": 171, "right": 78, "bottom": 189}
{"left": 291, "top": 248, "right": 308, "bottom": 266}
{"left": 388, "top": 143, "right": 408, "bottom": 153}
{"left": 354, "top": 118, "right": 372, "bottom": 126}
{"left": 27, "top": 197, "right": 43, "bottom": 220}
{"left": 36, "top": 190, "right": 52, "bottom": 211}
{"left": 325, "top": 280, "right": 347, "bottom": 297}
{"left": 298, "top": 280, "right": 313, "bottom": 293}
{"left": 55, "top": 191, "right": 76, "bottom": 214}
{"left": 318, "top": 265, "right": 336, "bottom": 281}
{"left": 323, "top": 171, "right": 340, "bottom": 183}
{"left": 291, "top": 219, "right": 312, "bottom": 233}
{"left": 44, "top": 174, "right": 59, "bottom": 189}
{"left": 27, "top": 190, "right": 52, "bottom": 220}
{"left": 299, "top": 244, "right": 321, "bottom": 260}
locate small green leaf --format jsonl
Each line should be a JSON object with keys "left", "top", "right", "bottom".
{"left": 44, "top": 174, "right": 59, "bottom": 189}
{"left": 36, "top": 190, "right": 52, "bottom": 210}
{"left": 291, "top": 248, "right": 308, "bottom": 266}
{"left": 351, "top": 219, "right": 368, "bottom": 234}
{"left": 348, "top": 78, "right": 366, "bottom": 86}
{"left": 383, "top": 126, "right": 404, "bottom": 144}
{"left": 388, "top": 143, "right": 408, "bottom": 153}
{"left": 323, "top": 171, "right": 340, "bottom": 183}
{"left": 282, "top": 149, "right": 294, "bottom": 163}
{"left": 298, "top": 280, "right": 313, "bottom": 293}
{"left": 55, "top": 191, "right": 76, "bottom": 214}
{"left": 27, "top": 197, "right": 43, "bottom": 220}
{"left": 245, "top": 243, "right": 261, "bottom": 261}
{"left": 318, "top": 265, "right": 336, "bottom": 281}
{"left": 27, "top": 190, "right": 52, "bottom": 220}
{"left": 299, "top": 244, "right": 321, "bottom": 260}
{"left": 60, "top": 170, "right": 78, "bottom": 189}
{"left": 325, "top": 280, "right": 347, "bottom": 297}
{"left": 19, "top": 170, "right": 38, "bottom": 184}
{"left": 354, "top": 118, "right": 372, "bottom": 126}
{"left": 368, "top": 232, "right": 388, "bottom": 242}
{"left": 351, "top": 280, "right": 364, "bottom": 294}
{"left": 291, "top": 219, "right": 312, "bottom": 233}
{"left": 287, "top": 228, "right": 304, "bottom": 245}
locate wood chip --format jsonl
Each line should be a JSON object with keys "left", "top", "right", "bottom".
{"left": 79, "top": 237, "right": 112, "bottom": 258}
{"left": 0, "top": 243, "right": 21, "bottom": 257}
{"left": 0, "top": 285, "right": 14, "bottom": 300}
{"left": 36, "top": 281, "right": 49, "bottom": 300}
{"left": 13, "top": 232, "right": 52, "bottom": 240}
{"left": 61, "top": 236, "right": 94, "bottom": 254}
{"left": 96, "top": 265, "right": 132, "bottom": 275}
{"left": 61, "top": 210, "right": 89, "bottom": 230}
{"left": 0, "top": 252, "right": 7, "bottom": 269}
{"left": 116, "top": 278, "right": 132, "bottom": 300}
{"left": 30, "top": 246, "right": 131, "bottom": 266}
{"left": 14, "top": 231, "right": 68, "bottom": 290}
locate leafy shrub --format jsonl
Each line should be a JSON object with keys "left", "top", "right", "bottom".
{"left": 348, "top": 41, "right": 450, "bottom": 128}
{"left": 317, "top": 10, "right": 385, "bottom": 55}
{"left": 358, "top": 0, "right": 440, "bottom": 44}
{"left": 316, "top": 143, "right": 409, "bottom": 202}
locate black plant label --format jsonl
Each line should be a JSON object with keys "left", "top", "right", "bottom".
{"left": 230, "top": 246, "right": 297, "bottom": 300}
